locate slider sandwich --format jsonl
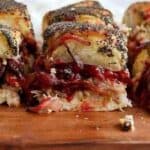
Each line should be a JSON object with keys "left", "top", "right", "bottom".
{"left": 24, "top": 22, "right": 131, "bottom": 113}
{"left": 0, "top": 0, "right": 38, "bottom": 107}
{"left": 0, "top": 25, "right": 23, "bottom": 106}
{"left": 123, "top": 1, "right": 150, "bottom": 109}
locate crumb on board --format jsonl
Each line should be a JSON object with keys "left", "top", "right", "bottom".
{"left": 96, "top": 126, "right": 100, "bottom": 131}
{"left": 119, "top": 115, "right": 135, "bottom": 131}
{"left": 75, "top": 114, "right": 79, "bottom": 118}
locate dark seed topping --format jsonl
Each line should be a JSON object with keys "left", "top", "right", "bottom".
{"left": 48, "top": 7, "right": 113, "bottom": 25}
{"left": 0, "top": 0, "right": 26, "bottom": 12}
{"left": 97, "top": 46, "right": 114, "bottom": 57}
{"left": 44, "top": 22, "right": 104, "bottom": 38}
{"left": 0, "top": 25, "right": 20, "bottom": 56}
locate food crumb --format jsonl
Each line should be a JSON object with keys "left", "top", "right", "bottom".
{"left": 119, "top": 115, "right": 135, "bottom": 131}
{"left": 84, "top": 117, "right": 88, "bottom": 120}
{"left": 96, "top": 126, "right": 100, "bottom": 131}
{"left": 47, "top": 109, "right": 52, "bottom": 113}
{"left": 75, "top": 114, "right": 79, "bottom": 118}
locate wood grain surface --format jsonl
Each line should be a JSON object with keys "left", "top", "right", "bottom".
{"left": 0, "top": 106, "right": 149, "bottom": 150}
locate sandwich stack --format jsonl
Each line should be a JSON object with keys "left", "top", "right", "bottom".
{"left": 0, "top": 0, "right": 36, "bottom": 106}
{"left": 123, "top": 1, "right": 150, "bottom": 110}
{"left": 23, "top": 0, "right": 132, "bottom": 113}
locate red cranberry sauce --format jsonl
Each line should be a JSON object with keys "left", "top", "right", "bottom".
{"left": 52, "top": 62, "right": 130, "bottom": 84}
{"left": 0, "top": 57, "right": 24, "bottom": 87}
{"left": 23, "top": 60, "right": 130, "bottom": 104}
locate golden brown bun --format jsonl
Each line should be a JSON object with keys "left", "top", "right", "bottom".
{"left": 0, "top": 25, "right": 22, "bottom": 59}
{"left": 68, "top": 0, "right": 102, "bottom": 9}
{"left": 43, "top": 22, "right": 128, "bottom": 71}
{"left": 42, "top": 7, "right": 113, "bottom": 32}
{"left": 0, "top": 0, "right": 34, "bottom": 39}
{"left": 127, "top": 21, "right": 150, "bottom": 66}
{"left": 123, "top": 1, "right": 150, "bottom": 27}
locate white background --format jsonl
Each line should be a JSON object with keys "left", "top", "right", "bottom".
{"left": 17, "top": 0, "right": 149, "bottom": 40}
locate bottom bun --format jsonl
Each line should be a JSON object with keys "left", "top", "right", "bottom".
{"left": 29, "top": 80, "right": 132, "bottom": 113}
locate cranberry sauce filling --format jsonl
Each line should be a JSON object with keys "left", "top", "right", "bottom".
{"left": 0, "top": 57, "right": 24, "bottom": 88}
{"left": 21, "top": 34, "right": 38, "bottom": 55}
{"left": 52, "top": 62, "right": 130, "bottom": 84}
{"left": 22, "top": 60, "right": 130, "bottom": 104}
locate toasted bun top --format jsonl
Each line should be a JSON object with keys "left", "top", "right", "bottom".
{"left": 123, "top": 1, "right": 150, "bottom": 27}
{"left": 44, "top": 21, "right": 126, "bottom": 51}
{"left": 0, "top": 0, "right": 26, "bottom": 12}
{"left": 46, "top": 7, "right": 113, "bottom": 25}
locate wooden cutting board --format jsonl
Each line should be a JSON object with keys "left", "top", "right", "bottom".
{"left": 0, "top": 106, "right": 149, "bottom": 150}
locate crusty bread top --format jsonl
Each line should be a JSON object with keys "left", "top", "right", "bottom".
{"left": 63, "top": 0, "right": 102, "bottom": 9}
{"left": 126, "top": 1, "right": 150, "bottom": 13}
{"left": 43, "top": 22, "right": 127, "bottom": 53}
{"left": 123, "top": 1, "right": 150, "bottom": 27}
{"left": 0, "top": 0, "right": 34, "bottom": 38}
{"left": 44, "top": 22, "right": 107, "bottom": 38}
{"left": 43, "top": 22, "right": 99, "bottom": 38}
{"left": 0, "top": 0, "right": 26, "bottom": 12}
{"left": 45, "top": 0, "right": 102, "bottom": 18}
{"left": 46, "top": 7, "right": 113, "bottom": 25}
